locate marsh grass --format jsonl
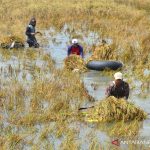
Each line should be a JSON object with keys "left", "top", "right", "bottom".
{"left": 0, "top": 0, "right": 150, "bottom": 47}
{"left": 89, "top": 137, "right": 101, "bottom": 150}
{"left": 0, "top": 58, "right": 148, "bottom": 149}
{"left": 0, "top": 0, "right": 150, "bottom": 149}
{"left": 60, "top": 129, "right": 79, "bottom": 150}
{"left": 96, "top": 120, "right": 142, "bottom": 137}
{"left": 0, "top": 35, "right": 24, "bottom": 49}
{"left": 0, "top": 0, "right": 149, "bottom": 83}
{"left": 64, "top": 55, "right": 87, "bottom": 72}
{"left": 83, "top": 97, "right": 147, "bottom": 124}
{"left": 0, "top": 51, "right": 95, "bottom": 148}
{"left": 87, "top": 43, "right": 118, "bottom": 61}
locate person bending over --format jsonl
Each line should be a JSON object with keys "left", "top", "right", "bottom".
{"left": 105, "top": 72, "right": 129, "bottom": 100}
{"left": 68, "top": 39, "right": 84, "bottom": 58}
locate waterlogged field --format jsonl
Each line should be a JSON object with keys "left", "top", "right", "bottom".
{"left": 0, "top": 0, "right": 150, "bottom": 149}
{"left": 0, "top": 25, "right": 149, "bottom": 149}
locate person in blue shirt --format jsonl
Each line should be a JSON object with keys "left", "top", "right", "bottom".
{"left": 25, "top": 17, "right": 40, "bottom": 48}
{"left": 68, "top": 39, "right": 84, "bottom": 58}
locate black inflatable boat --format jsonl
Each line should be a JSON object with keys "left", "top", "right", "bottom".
{"left": 86, "top": 60, "right": 123, "bottom": 71}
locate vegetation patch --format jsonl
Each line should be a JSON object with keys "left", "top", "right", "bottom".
{"left": 0, "top": 35, "right": 24, "bottom": 49}
{"left": 64, "top": 55, "right": 87, "bottom": 72}
{"left": 88, "top": 43, "right": 117, "bottom": 61}
{"left": 83, "top": 96, "right": 147, "bottom": 123}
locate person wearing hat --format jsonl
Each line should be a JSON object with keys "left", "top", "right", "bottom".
{"left": 25, "top": 17, "right": 41, "bottom": 48}
{"left": 105, "top": 72, "right": 130, "bottom": 100}
{"left": 67, "top": 39, "right": 84, "bottom": 58}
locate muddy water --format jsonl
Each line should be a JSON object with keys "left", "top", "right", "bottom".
{"left": 43, "top": 26, "right": 150, "bottom": 149}
{"left": 0, "top": 25, "right": 150, "bottom": 149}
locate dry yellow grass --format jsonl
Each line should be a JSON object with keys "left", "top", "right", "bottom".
{"left": 64, "top": 54, "right": 87, "bottom": 72}
{"left": 97, "top": 120, "right": 143, "bottom": 137}
{"left": 0, "top": 0, "right": 149, "bottom": 68}
{"left": 0, "top": 0, "right": 150, "bottom": 149}
{"left": 83, "top": 96, "right": 147, "bottom": 123}
{"left": 88, "top": 43, "right": 117, "bottom": 61}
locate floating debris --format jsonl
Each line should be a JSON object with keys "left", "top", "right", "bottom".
{"left": 0, "top": 35, "right": 24, "bottom": 49}
{"left": 83, "top": 96, "right": 147, "bottom": 123}
{"left": 64, "top": 55, "right": 87, "bottom": 72}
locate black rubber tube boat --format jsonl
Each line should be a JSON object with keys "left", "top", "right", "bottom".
{"left": 86, "top": 60, "right": 123, "bottom": 71}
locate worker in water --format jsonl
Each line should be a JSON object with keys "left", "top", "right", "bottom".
{"left": 68, "top": 39, "right": 84, "bottom": 58}
{"left": 100, "top": 39, "right": 112, "bottom": 60}
{"left": 90, "top": 39, "right": 112, "bottom": 60}
{"left": 25, "top": 17, "right": 40, "bottom": 48}
{"left": 101, "top": 39, "right": 107, "bottom": 46}
{"left": 105, "top": 72, "right": 130, "bottom": 100}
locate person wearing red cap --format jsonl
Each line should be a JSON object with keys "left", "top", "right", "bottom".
{"left": 105, "top": 72, "right": 130, "bottom": 100}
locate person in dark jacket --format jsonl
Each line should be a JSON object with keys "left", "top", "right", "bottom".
{"left": 25, "top": 17, "right": 40, "bottom": 48}
{"left": 68, "top": 39, "right": 84, "bottom": 58}
{"left": 105, "top": 72, "right": 130, "bottom": 100}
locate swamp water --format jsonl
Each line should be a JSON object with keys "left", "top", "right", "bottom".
{"left": 0, "top": 25, "right": 150, "bottom": 149}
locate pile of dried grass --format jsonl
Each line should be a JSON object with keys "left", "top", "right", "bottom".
{"left": 88, "top": 44, "right": 116, "bottom": 62}
{"left": 0, "top": 35, "right": 24, "bottom": 49}
{"left": 64, "top": 55, "right": 87, "bottom": 72}
{"left": 83, "top": 96, "right": 147, "bottom": 123}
